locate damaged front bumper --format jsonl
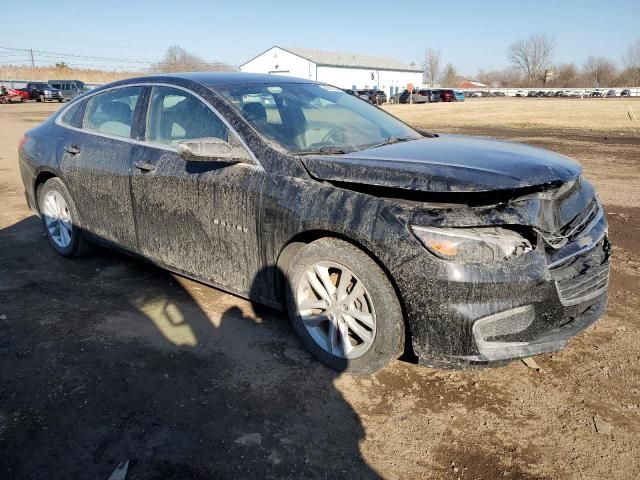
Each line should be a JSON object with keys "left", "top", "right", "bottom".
{"left": 398, "top": 198, "right": 611, "bottom": 369}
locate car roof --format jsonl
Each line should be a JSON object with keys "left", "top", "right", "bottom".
{"left": 144, "top": 72, "right": 314, "bottom": 86}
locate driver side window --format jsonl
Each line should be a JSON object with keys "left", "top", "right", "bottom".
{"left": 146, "top": 86, "right": 229, "bottom": 147}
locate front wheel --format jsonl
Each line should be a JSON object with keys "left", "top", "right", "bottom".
{"left": 285, "top": 238, "right": 404, "bottom": 375}
{"left": 38, "top": 178, "right": 91, "bottom": 257}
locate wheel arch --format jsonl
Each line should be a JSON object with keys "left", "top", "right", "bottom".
{"left": 275, "top": 229, "right": 416, "bottom": 360}
{"left": 33, "top": 171, "right": 85, "bottom": 229}
{"left": 33, "top": 169, "right": 58, "bottom": 212}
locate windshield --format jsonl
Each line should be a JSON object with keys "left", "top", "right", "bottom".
{"left": 216, "top": 82, "right": 421, "bottom": 154}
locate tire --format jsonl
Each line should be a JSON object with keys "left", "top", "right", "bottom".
{"left": 38, "top": 178, "right": 91, "bottom": 258}
{"left": 39, "top": 95, "right": 45, "bottom": 103}
{"left": 57, "top": 98, "right": 63, "bottom": 103}
{"left": 285, "top": 238, "right": 404, "bottom": 375}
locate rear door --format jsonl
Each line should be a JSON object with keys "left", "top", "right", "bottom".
{"left": 59, "top": 85, "right": 144, "bottom": 249}
{"left": 129, "top": 85, "right": 266, "bottom": 294}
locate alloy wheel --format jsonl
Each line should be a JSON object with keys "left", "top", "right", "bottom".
{"left": 42, "top": 190, "right": 73, "bottom": 248}
{"left": 295, "top": 261, "right": 377, "bottom": 359}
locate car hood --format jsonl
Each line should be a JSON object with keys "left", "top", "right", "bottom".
{"left": 301, "top": 135, "right": 582, "bottom": 193}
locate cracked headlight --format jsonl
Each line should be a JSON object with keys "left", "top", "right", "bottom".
{"left": 412, "top": 226, "right": 533, "bottom": 262}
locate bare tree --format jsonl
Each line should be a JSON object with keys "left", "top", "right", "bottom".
{"left": 153, "top": 45, "right": 235, "bottom": 73}
{"left": 622, "top": 38, "right": 640, "bottom": 86}
{"left": 423, "top": 48, "right": 441, "bottom": 87}
{"left": 440, "top": 63, "right": 457, "bottom": 87}
{"left": 476, "top": 68, "right": 522, "bottom": 88}
{"left": 583, "top": 55, "right": 617, "bottom": 87}
{"left": 507, "top": 32, "right": 554, "bottom": 84}
{"left": 554, "top": 63, "right": 578, "bottom": 87}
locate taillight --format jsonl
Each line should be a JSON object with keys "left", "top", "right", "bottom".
{"left": 18, "top": 134, "right": 27, "bottom": 151}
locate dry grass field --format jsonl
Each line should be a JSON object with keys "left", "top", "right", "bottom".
{"left": 385, "top": 97, "right": 640, "bottom": 134}
{"left": 0, "top": 65, "right": 143, "bottom": 84}
{"left": 0, "top": 100, "right": 639, "bottom": 479}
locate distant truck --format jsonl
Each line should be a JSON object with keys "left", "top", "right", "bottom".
{"left": 47, "top": 79, "right": 91, "bottom": 100}
{"left": 19, "top": 83, "right": 64, "bottom": 102}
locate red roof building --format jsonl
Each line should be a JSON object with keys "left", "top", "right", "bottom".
{"left": 458, "top": 80, "right": 487, "bottom": 89}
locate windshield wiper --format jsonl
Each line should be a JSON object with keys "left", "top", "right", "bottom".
{"left": 367, "top": 136, "right": 416, "bottom": 149}
{"left": 297, "top": 146, "right": 350, "bottom": 155}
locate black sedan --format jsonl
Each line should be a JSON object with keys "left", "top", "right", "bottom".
{"left": 19, "top": 73, "right": 610, "bottom": 374}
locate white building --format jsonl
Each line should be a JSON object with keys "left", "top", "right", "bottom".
{"left": 240, "top": 46, "right": 423, "bottom": 98}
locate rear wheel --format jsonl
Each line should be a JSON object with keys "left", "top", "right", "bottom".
{"left": 285, "top": 238, "right": 404, "bottom": 375}
{"left": 38, "top": 178, "right": 90, "bottom": 258}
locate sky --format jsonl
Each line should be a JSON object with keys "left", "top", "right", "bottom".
{"left": 1, "top": 0, "right": 638, "bottom": 76}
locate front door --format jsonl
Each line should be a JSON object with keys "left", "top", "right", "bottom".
{"left": 130, "top": 85, "right": 266, "bottom": 295}
{"left": 60, "top": 85, "right": 144, "bottom": 249}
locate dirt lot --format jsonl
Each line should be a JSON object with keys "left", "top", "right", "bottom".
{"left": 1, "top": 99, "right": 639, "bottom": 479}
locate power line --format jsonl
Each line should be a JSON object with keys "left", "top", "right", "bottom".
{"left": 0, "top": 46, "right": 242, "bottom": 68}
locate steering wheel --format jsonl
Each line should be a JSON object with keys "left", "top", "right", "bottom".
{"left": 319, "top": 127, "right": 346, "bottom": 145}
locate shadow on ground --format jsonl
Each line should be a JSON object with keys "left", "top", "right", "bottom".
{"left": 0, "top": 216, "right": 379, "bottom": 479}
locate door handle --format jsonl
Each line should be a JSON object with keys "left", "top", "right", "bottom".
{"left": 134, "top": 161, "right": 157, "bottom": 172}
{"left": 64, "top": 145, "right": 80, "bottom": 155}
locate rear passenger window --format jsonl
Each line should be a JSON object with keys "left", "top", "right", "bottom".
{"left": 60, "top": 100, "right": 85, "bottom": 128}
{"left": 84, "top": 87, "right": 142, "bottom": 138}
{"left": 146, "top": 86, "right": 229, "bottom": 147}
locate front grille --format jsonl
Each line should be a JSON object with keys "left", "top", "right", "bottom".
{"left": 550, "top": 239, "right": 610, "bottom": 306}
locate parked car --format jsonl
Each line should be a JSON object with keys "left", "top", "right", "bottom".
{"left": 439, "top": 89, "right": 455, "bottom": 102}
{"left": 591, "top": 90, "right": 603, "bottom": 97}
{"left": 367, "top": 90, "right": 386, "bottom": 104}
{"left": 606, "top": 89, "right": 617, "bottom": 97}
{"left": 356, "top": 90, "right": 370, "bottom": 102}
{"left": 454, "top": 90, "right": 465, "bottom": 101}
{"left": 21, "top": 82, "right": 64, "bottom": 102}
{"left": 13, "top": 88, "right": 30, "bottom": 101}
{"left": 357, "top": 89, "right": 387, "bottom": 104}
{"left": 418, "top": 89, "right": 441, "bottom": 103}
{"left": 398, "top": 89, "right": 436, "bottom": 104}
{"left": 344, "top": 89, "right": 370, "bottom": 102}
{"left": 527, "top": 91, "right": 537, "bottom": 97}
{"left": 19, "top": 73, "right": 611, "bottom": 374}
{"left": 397, "top": 89, "right": 414, "bottom": 103}
{"left": 48, "top": 79, "right": 91, "bottom": 100}
{"left": 388, "top": 92, "right": 400, "bottom": 104}
{"left": 515, "top": 90, "right": 527, "bottom": 97}
{"left": 373, "top": 90, "right": 387, "bottom": 104}
{"left": 621, "top": 89, "right": 631, "bottom": 97}
{"left": 0, "top": 86, "right": 26, "bottom": 103}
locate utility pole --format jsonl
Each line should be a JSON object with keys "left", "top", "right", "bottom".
{"left": 29, "top": 49, "right": 35, "bottom": 69}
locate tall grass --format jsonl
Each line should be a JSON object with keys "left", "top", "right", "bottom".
{"left": 0, "top": 65, "right": 145, "bottom": 84}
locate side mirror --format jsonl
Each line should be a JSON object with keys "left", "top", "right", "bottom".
{"left": 176, "top": 137, "right": 252, "bottom": 164}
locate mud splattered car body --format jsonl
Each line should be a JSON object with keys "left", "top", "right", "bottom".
{"left": 18, "top": 73, "right": 610, "bottom": 372}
